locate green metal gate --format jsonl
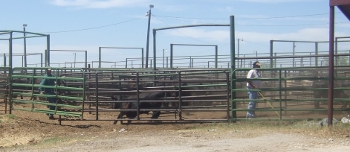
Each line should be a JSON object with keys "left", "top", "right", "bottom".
{"left": 10, "top": 67, "right": 85, "bottom": 118}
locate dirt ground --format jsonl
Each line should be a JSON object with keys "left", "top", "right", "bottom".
{"left": 1, "top": 105, "right": 350, "bottom": 152}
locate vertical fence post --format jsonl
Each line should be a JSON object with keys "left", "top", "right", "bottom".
{"left": 315, "top": 42, "right": 319, "bottom": 67}
{"left": 224, "top": 71, "right": 230, "bottom": 122}
{"left": 301, "top": 57, "right": 304, "bottom": 67}
{"left": 166, "top": 57, "right": 168, "bottom": 68}
{"left": 191, "top": 58, "right": 194, "bottom": 68}
{"left": 243, "top": 55, "right": 245, "bottom": 68}
{"left": 178, "top": 71, "right": 182, "bottom": 120}
{"left": 88, "top": 64, "right": 91, "bottom": 79}
{"left": 270, "top": 40, "right": 273, "bottom": 69}
{"left": 98, "top": 47, "right": 101, "bottom": 68}
{"left": 4, "top": 54, "right": 6, "bottom": 74}
{"left": 142, "top": 48, "right": 144, "bottom": 68}
{"left": 284, "top": 70, "right": 287, "bottom": 114}
{"left": 46, "top": 35, "right": 50, "bottom": 67}
{"left": 328, "top": 5, "right": 335, "bottom": 126}
{"left": 335, "top": 37, "right": 338, "bottom": 66}
{"left": 136, "top": 72, "right": 140, "bottom": 120}
{"left": 278, "top": 68, "right": 282, "bottom": 120}
{"left": 95, "top": 72, "right": 99, "bottom": 120}
{"left": 310, "top": 53, "right": 312, "bottom": 66}
{"left": 230, "top": 15, "right": 236, "bottom": 122}
{"left": 9, "top": 32, "right": 13, "bottom": 114}
{"left": 274, "top": 53, "right": 277, "bottom": 68}
{"left": 293, "top": 42, "right": 295, "bottom": 67}
{"left": 215, "top": 45, "right": 218, "bottom": 69}
{"left": 170, "top": 44, "right": 173, "bottom": 69}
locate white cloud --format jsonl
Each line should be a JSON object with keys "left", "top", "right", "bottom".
{"left": 240, "top": 28, "right": 349, "bottom": 42}
{"left": 240, "top": 28, "right": 329, "bottom": 42}
{"left": 51, "top": 0, "right": 149, "bottom": 8}
{"left": 167, "top": 28, "right": 230, "bottom": 42}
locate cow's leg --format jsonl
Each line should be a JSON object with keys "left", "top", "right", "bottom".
{"left": 125, "top": 111, "right": 137, "bottom": 124}
{"left": 150, "top": 102, "right": 162, "bottom": 119}
{"left": 151, "top": 111, "right": 161, "bottom": 119}
{"left": 113, "top": 112, "right": 124, "bottom": 125}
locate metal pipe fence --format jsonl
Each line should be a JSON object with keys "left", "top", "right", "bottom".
{"left": 231, "top": 66, "right": 350, "bottom": 121}
{"left": 53, "top": 68, "right": 231, "bottom": 124}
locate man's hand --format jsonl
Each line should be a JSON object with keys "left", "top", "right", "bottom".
{"left": 40, "top": 91, "right": 44, "bottom": 95}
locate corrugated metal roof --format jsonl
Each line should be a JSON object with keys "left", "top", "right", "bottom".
{"left": 330, "top": 0, "right": 350, "bottom": 21}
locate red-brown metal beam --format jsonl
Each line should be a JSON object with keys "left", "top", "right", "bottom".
{"left": 329, "top": 0, "right": 350, "bottom": 126}
{"left": 328, "top": 5, "right": 335, "bottom": 126}
{"left": 330, "top": 0, "right": 350, "bottom": 6}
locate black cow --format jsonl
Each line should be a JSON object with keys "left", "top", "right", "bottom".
{"left": 166, "top": 84, "right": 192, "bottom": 107}
{"left": 6, "top": 79, "right": 28, "bottom": 99}
{"left": 111, "top": 91, "right": 173, "bottom": 124}
{"left": 110, "top": 83, "right": 193, "bottom": 124}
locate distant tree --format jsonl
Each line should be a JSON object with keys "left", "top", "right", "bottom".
{"left": 337, "top": 56, "right": 349, "bottom": 66}
{"left": 320, "top": 56, "right": 349, "bottom": 66}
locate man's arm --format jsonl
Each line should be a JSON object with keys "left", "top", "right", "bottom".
{"left": 247, "top": 81, "right": 257, "bottom": 88}
{"left": 38, "top": 77, "right": 46, "bottom": 93}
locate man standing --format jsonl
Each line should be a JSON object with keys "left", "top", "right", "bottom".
{"left": 246, "top": 61, "right": 262, "bottom": 118}
{"left": 38, "top": 68, "right": 56, "bottom": 120}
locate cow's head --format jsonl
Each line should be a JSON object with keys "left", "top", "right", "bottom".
{"left": 111, "top": 95, "right": 119, "bottom": 101}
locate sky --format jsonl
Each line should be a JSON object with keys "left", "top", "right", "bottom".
{"left": 0, "top": 0, "right": 350, "bottom": 68}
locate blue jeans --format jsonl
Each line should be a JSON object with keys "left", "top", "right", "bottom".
{"left": 247, "top": 87, "right": 258, "bottom": 117}
{"left": 46, "top": 92, "right": 56, "bottom": 117}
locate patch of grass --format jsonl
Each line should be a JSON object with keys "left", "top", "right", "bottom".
{"left": 7, "top": 114, "right": 17, "bottom": 119}
{"left": 34, "top": 135, "right": 91, "bottom": 148}
{"left": 3, "top": 135, "right": 92, "bottom": 151}
{"left": 0, "top": 114, "right": 18, "bottom": 124}
{"left": 0, "top": 137, "right": 74, "bottom": 151}
{"left": 41, "top": 137, "right": 68, "bottom": 145}
{"left": 21, "top": 136, "right": 74, "bottom": 149}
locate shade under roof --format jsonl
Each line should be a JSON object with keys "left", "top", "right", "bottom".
{"left": 330, "top": 0, "right": 350, "bottom": 21}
